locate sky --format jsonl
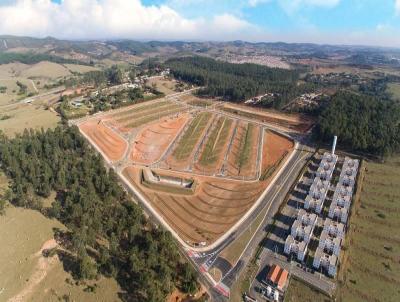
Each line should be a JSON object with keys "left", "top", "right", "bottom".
{"left": 0, "top": 0, "right": 399, "bottom": 47}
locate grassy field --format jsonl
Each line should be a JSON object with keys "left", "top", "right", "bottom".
{"left": 238, "top": 123, "right": 254, "bottom": 170}
{"left": 115, "top": 101, "right": 173, "bottom": 123}
{"left": 387, "top": 83, "right": 400, "bottom": 101}
{"left": 173, "top": 112, "right": 212, "bottom": 161}
{"left": 124, "top": 104, "right": 184, "bottom": 128}
{"left": 284, "top": 157, "right": 400, "bottom": 302}
{"left": 284, "top": 278, "right": 331, "bottom": 302}
{"left": 336, "top": 157, "right": 400, "bottom": 302}
{"left": 0, "top": 172, "right": 121, "bottom": 301}
{"left": 113, "top": 101, "right": 169, "bottom": 119}
{"left": 0, "top": 103, "right": 60, "bottom": 137}
{"left": 147, "top": 78, "right": 177, "bottom": 95}
{"left": 64, "top": 63, "right": 100, "bottom": 74}
{"left": 198, "top": 117, "right": 232, "bottom": 166}
{"left": 19, "top": 61, "right": 71, "bottom": 78}
{"left": 0, "top": 77, "right": 37, "bottom": 105}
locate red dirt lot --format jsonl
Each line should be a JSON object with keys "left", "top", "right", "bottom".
{"left": 226, "top": 122, "right": 260, "bottom": 179}
{"left": 122, "top": 166, "right": 266, "bottom": 245}
{"left": 130, "top": 114, "right": 189, "bottom": 165}
{"left": 261, "top": 131, "right": 294, "bottom": 175}
{"left": 79, "top": 120, "right": 127, "bottom": 162}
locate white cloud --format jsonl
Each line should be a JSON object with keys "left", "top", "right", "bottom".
{"left": 396, "top": 0, "right": 400, "bottom": 15}
{"left": 0, "top": 0, "right": 255, "bottom": 40}
{"left": 248, "top": 0, "right": 271, "bottom": 7}
{"left": 278, "top": 0, "right": 340, "bottom": 14}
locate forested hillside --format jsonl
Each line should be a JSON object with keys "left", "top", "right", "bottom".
{"left": 314, "top": 91, "right": 400, "bottom": 155}
{"left": 166, "top": 56, "right": 315, "bottom": 108}
{"left": 0, "top": 51, "right": 87, "bottom": 65}
{"left": 0, "top": 126, "right": 198, "bottom": 301}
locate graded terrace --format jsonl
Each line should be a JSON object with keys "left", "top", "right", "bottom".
{"left": 76, "top": 96, "right": 295, "bottom": 248}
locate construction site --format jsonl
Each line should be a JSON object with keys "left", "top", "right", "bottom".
{"left": 75, "top": 94, "right": 296, "bottom": 249}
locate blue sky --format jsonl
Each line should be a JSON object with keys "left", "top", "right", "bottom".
{"left": 0, "top": 0, "right": 399, "bottom": 47}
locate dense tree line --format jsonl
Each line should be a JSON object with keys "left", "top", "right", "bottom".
{"left": 314, "top": 90, "right": 400, "bottom": 155}
{"left": 0, "top": 51, "right": 87, "bottom": 65}
{"left": 0, "top": 126, "right": 198, "bottom": 301}
{"left": 166, "top": 56, "right": 315, "bottom": 108}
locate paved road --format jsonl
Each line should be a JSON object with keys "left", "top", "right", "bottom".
{"left": 219, "top": 143, "right": 312, "bottom": 283}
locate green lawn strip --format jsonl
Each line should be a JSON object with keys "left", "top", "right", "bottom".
{"left": 198, "top": 117, "right": 232, "bottom": 166}
{"left": 237, "top": 123, "right": 254, "bottom": 170}
{"left": 115, "top": 102, "right": 174, "bottom": 123}
{"left": 112, "top": 100, "right": 169, "bottom": 118}
{"left": 172, "top": 112, "right": 212, "bottom": 161}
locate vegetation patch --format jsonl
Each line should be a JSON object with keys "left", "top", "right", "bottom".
{"left": 237, "top": 123, "right": 254, "bottom": 171}
{"left": 0, "top": 126, "right": 199, "bottom": 301}
{"left": 336, "top": 157, "right": 400, "bottom": 302}
{"left": 173, "top": 112, "right": 212, "bottom": 161}
{"left": 198, "top": 117, "right": 232, "bottom": 166}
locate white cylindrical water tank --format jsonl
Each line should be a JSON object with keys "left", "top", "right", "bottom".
{"left": 332, "top": 136, "right": 337, "bottom": 155}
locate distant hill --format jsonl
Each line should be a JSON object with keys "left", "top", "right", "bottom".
{"left": 0, "top": 35, "right": 399, "bottom": 67}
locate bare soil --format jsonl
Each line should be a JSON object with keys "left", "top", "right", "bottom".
{"left": 79, "top": 120, "right": 127, "bottom": 162}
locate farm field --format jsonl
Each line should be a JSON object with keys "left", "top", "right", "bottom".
{"left": 147, "top": 77, "right": 179, "bottom": 95}
{"left": 0, "top": 103, "right": 60, "bottom": 137}
{"left": 0, "top": 61, "right": 99, "bottom": 106}
{"left": 77, "top": 97, "right": 295, "bottom": 247}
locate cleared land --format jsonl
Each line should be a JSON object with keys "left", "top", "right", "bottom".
{"left": 110, "top": 100, "right": 186, "bottom": 131}
{"left": 79, "top": 120, "right": 128, "bottom": 162}
{"left": 130, "top": 114, "right": 189, "bottom": 165}
{"left": 219, "top": 103, "right": 314, "bottom": 133}
{"left": 77, "top": 99, "right": 295, "bottom": 247}
{"left": 123, "top": 166, "right": 266, "bottom": 244}
{"left": 260, "top": 131, "right": 294, "bottom": 180}
{"left": 147, "top": 77, "right": 178, "bottom": 95}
